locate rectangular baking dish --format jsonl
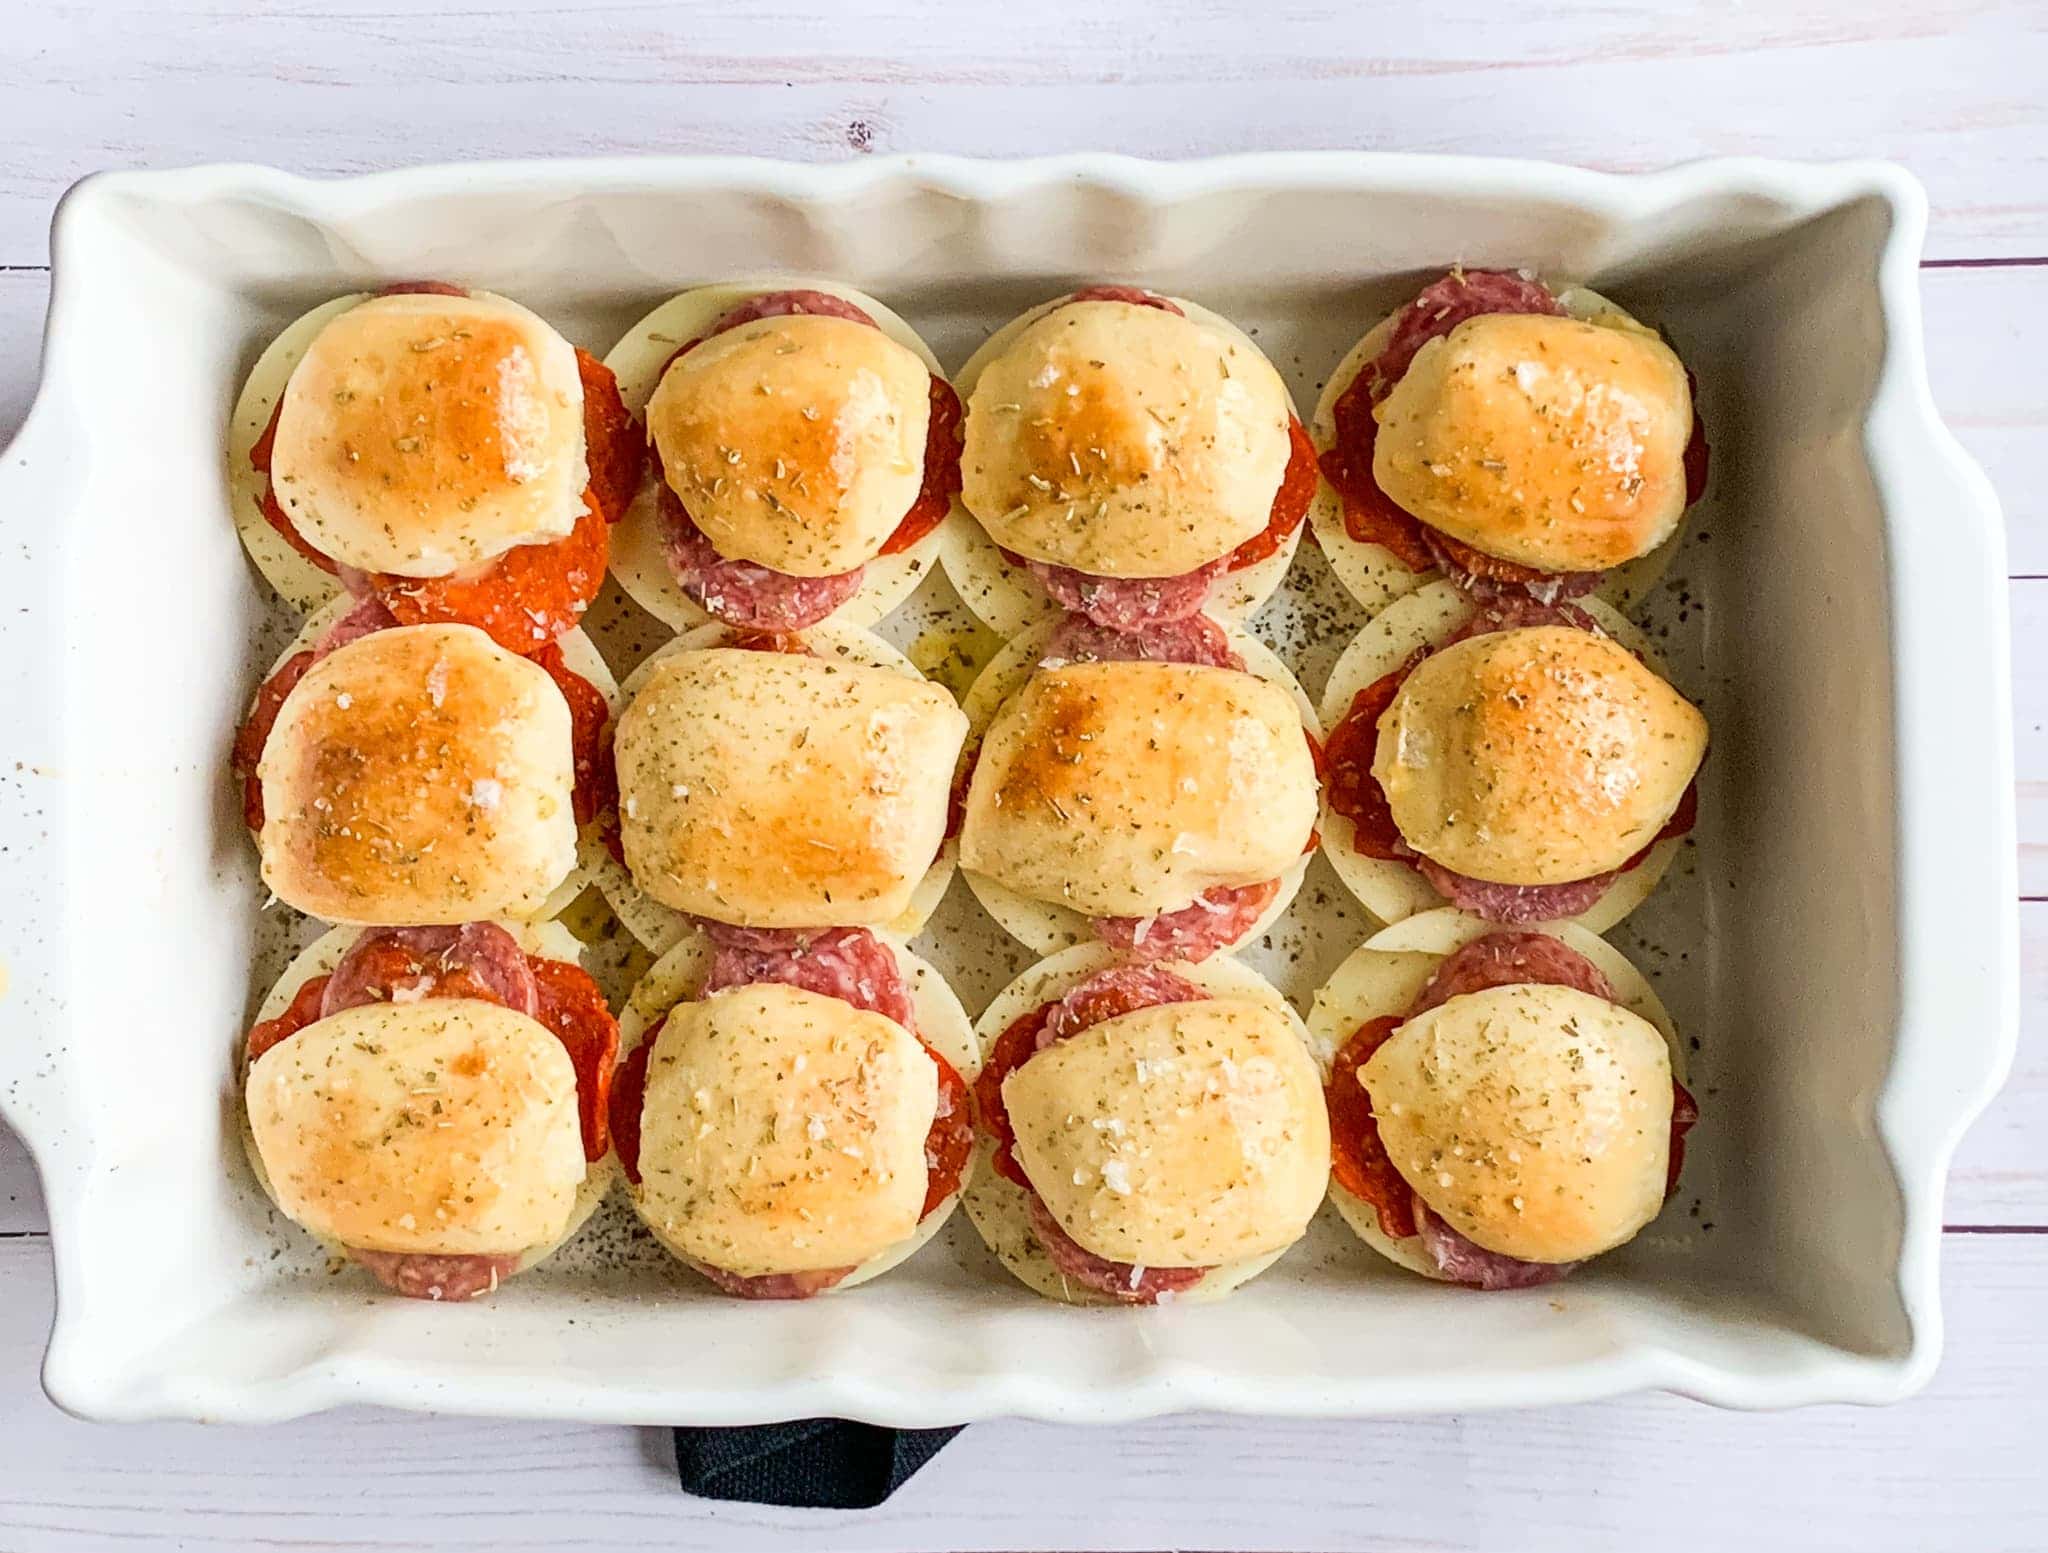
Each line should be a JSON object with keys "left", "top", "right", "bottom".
{"left": 0, "top": 153, "right": 2015, "bottom": 1424}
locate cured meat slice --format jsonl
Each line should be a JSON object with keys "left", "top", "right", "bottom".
{"left": 656, "top": 487, "right": 864, "bottom": 630}
{"left": 1415, "top": 1206, "right": 1577, "bottom": 1290}
{"left": 699, "top": 925, "right": 916, "bottom": 1031}
{"left": 1038, "top": 611, "right": 1241, "bottom": 670}
{"left": 1411, "top": 930, "right": 1614, "bottom": 1014}
{"left": 1413, "top": 860, "right": 1621, "bottom": 927}
{"left": 1025, "top": 555, "right": 1225, "bottom": 631}
{"left": 1063, "top": 285, "right": 1183, "bottom": 315}
{"left": 1091, "top": 878, "right": 1280, "bottom": 962}
{"left": 350, "top": 1249, "right": 521, "bottom": 1302}
{"left": 321, "top": 923, "right": 541, "bottom": 1020}
{"left": 1026, "top": 1192, "right": 1207, "bottom": 1304}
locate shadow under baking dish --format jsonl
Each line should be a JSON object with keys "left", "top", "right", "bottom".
{"left": 0, "top": 155, "right": 2012, "bottom": 1424}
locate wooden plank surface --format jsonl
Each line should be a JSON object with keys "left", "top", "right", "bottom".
{"left": 0, "top": 2, "right": 2042, "bottom": 263}
{"left": 0, "top": 3, "right": 2043, "bottom": 1546}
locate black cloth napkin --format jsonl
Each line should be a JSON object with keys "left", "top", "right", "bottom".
{"left": 673, "top": 1420, "right": 962, "bottom": 1507}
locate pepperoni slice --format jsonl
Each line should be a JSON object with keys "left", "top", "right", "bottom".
{"left": 245, "top": 972, "right": 332, "bottom": 1066}
{"left": 610, "top": 1033, "right": 654, "bottom": 1187}
{"left": 1063, "top": 285, "right": 1183, "bottom": 316}
{"left": 374, "top": 492, "right": 608, "bottom": 653}
{"left": 529, "top": 641, "right": 610, "bottom": 827}
{"left": 577, "top": 347, "right": 647, "bottom": 525}
{"left": 1038, "top": 612, "right": 1242, "bottom": 670}
{"left": 231, "top": 649, "right": 315, "bottom": 832}
{"left": 1325, "top": 1015, "right": 1415, "bottom": 1239}
{"left": 529, "top": 956, "right": 619, "bottom": 1161}
{"left": 1226, "top": 416, "right": 1318, "bottom": 572}
{"left": 248, "top": 398, "right": 340, "bottom": 575}
{"left": 1091, "top": 878, "right": 1281, "bottom": 963}
{"left": 878, "top": 376, "right": 964, "bottom": 556}
{"left": 1321, "top": 651, "right": 1425, "bottom": 860}
{"left": 1682, "top": 367, "right": 1710, "bottom": 507}
{"left": 920, "top": 1043, "right": 974, "bottom": 1219}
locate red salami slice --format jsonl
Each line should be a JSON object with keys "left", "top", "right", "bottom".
{"left": 706, "top": 289, "right": 878, "bottom": 335}
{"left": 657, "top": 486, "right": 865, "bottom": 630}
{"left": 1324, "top": 1015, "right": 1415, "bottom": 1239}
{"left": 690, "top": 1262, "right": 854, "bottom": 1301}
{"left": 1025, "top": 555, "right": 1224, "bottom": 631}
{"left": 1415, "top": 1205, "right": 1577, "bottom": 1290}
{"left": 1025, "top": 1192, "right": 1207, "bottom": 1304}
{"left": 1063, "top": 285, "right": 1183, "bottom": 315}
{"left": 699, "top": 925, "right": 916, "bottom": 1031}
{"left": 1041, "top": 964, "right": 1208, "bottom": 1044}
{"left": 1411, "top": 930, "right": 1615, "bottom": 1014}
{"left": 1414, "top": 860, "right": 1621, "bottom": 926}
{"left": 1039, "top": 611, "right": 1242, "bottom": 670}
{"left": 320, "top": 923, "right": 541, "bottom": 1020}
{"left": 1422, "top": 527, "right": 1600, "bottom": 602}
{"left": 349, "top": 1249, "right": 521, "bottom": 1302}
{"left": 1092, "top": 878, "right": 1280, "bottom": 962}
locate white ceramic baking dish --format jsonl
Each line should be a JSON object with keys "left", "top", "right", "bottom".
{"left": 0, "top": 154, "right": 2015, "bottom": 1425}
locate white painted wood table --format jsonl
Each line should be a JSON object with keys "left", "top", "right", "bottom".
{"left": 1, "top": 4, "right": 2044, "bottom": 1548}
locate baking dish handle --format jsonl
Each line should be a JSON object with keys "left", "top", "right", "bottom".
{"left": 0, "top": 383, "right": 87, "bottom": 1194}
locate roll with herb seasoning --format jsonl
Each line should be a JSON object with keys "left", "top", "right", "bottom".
{"left": 1308, "top": 908, "right": 1696, "bottom": 1287}
{"left": 240, "top": 919, "right": 619, "bottom": 1301}
{"left": 608, "top": 925, "right": 977, "bottom": 1298}
{"left": 233, "top": 597, "right": 617, "bottom": 927}
{"left": 598, "top": 620, "right": 967, "bottom": 948}
{"left": 956, "top": 614, "right": 1321, "bottom": 963}
{"left": 1310, "top": 272, "right": 1710, "bottom": 615}
{"left": 1317, "top": 580, "right": 1704, "bottom": 932}
{"left": 604, "top": 280, "right": 963, "bottom": 635}
{"left": 961, "top": 944, "right": 1329, "bottom": 1306}
{"left": 942, "top": 286, "right": 1317, "bottom": 638}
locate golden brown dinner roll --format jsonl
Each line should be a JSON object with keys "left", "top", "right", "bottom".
{"left": 961, "top": 659, "right": 1318, "bottom": 918}
{"left": 1371, "top": 624, "right": 1706, "bottom": 886}
{"left": 634, "top": 983, "right": 937, "bottom": 1276}
{"left": 1370, "top": 312, "right": 1694, "bottom": 574}
{"left": 644, "top": 313, "right": 932, "bottom": 577}
{"left": 960, "top": 299, "right": 1293, "bottom": 576}
{"left": 246, "top": 998, "right": 586, "bottom": 1257}
{"left": 1362, "top": 982, "right": 1675, "bottom": 1264}
{"left": 611, "top": 647, "right": 967, "bottom": 929}
{"left": 257, "top": 623, "right": 578, "bottom": 924}
{"left": 1003, "top": 997, "right": 1330, "bottom": 1269}
{"left": 267, "top": 291, "right": 589, "bottom": 576}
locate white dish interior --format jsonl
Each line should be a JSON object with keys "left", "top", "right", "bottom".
{"left": 0, "top": 154, "right": 2014, "bottom": 1424}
